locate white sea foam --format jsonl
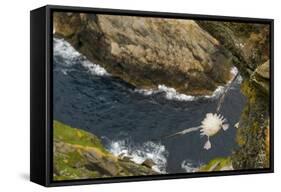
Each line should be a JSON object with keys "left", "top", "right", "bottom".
{"left": 204, "top": 86, "right": 225, "bottom": 99}
{"left": 135, "top": 85, "right": 195, "bottom": 101}
{"left": 81, "top": 60, "right": 109, "bottom": 76}
{"left": 53, "top": 38, "right": 81, "bottom": 66}
{"left": 60, "top": 69, "right": 68, "bottom": 75}
{"left": 135, "top": 84, "right": 225, "bottom": 101}
{"left": 158, "top": 85, "right": 196, "bottom": 101}
{"left": 230, "top": 66, "right": 238, "bottom": 76}
{"left": 53, "top": 37, "right": 109, "bottom": 76}
{"left": 135, "top": 66, "right": 243, "bottom": 101}
{"left": 181, "top": 159, "right": 199, "bottom": 173}
{"left": 108, "top": 140, "right": 168, "bottom": 173}
{"left": 54, "top": 37, "right": 242, "bottom": 98}
{"left": 230, "top": 66, "right": 243, "bottom": 84}
{"left": 134, "top": 88, "right": 158, "bottom": 96}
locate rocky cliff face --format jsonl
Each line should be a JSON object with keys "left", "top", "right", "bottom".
{"left": 53, "top": 13, "right": 271, "bottom": 170}
{"left": 197, "top": 21, "right": 270, "bottom": 169}
{"left": 53, "top": 13, "right": 232, "bottom": 95}
{"left": 53, "top": 121, "right": 156, "bottom": 180}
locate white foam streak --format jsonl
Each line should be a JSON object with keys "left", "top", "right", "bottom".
{"left": 135, "top": 84, "right": 225, "bottom": 101}
{"left": 204, "top": 86, "right": 225, "bottom": 99}
{"left": 230, "top": 66, "right": 243, "bottom": 84}
{"left": 53, "top": 38, "right": 81, "bottom": 66}
{"left": 54, "top": 37, "right": 242, "bottom": 98}
{"left": 135, "top": 85, "right": 195, "bottom": 101}
{"left": 158, "top": 85, "right": 196, "bottom": 101}
{"left": 81, "top": 60, "right": 109, "bottom": 76}
{"left": 53, "top": 37, "right": 109, "bottom": 76}
{"left": 181, "top": 159, "right": 199, "bottom": 173}
{"left": 108, "top": 140, "right": 168, "bottom": 173}
{"left": 230, "top": 66, "right": 238, "bottom": 76}
{"left": 135, "top": 67, "right": 243, "bottom": 102}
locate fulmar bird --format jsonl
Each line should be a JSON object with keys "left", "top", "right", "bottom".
{"left": 164, "top": 113, "right": 229, "bottom": 150}
{"left": 161, "top": 72, "right": 241, "bottom": 150}
{"left": 200, "top": 113, "right": 229, "bottom": 150}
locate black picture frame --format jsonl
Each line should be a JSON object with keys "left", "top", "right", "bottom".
{"left": 30, "top": 5, "right": 274, "bottom": 187}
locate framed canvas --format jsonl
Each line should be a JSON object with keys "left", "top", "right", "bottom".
{"left": 30, "top": 5, "right": 274, "bottom": 187}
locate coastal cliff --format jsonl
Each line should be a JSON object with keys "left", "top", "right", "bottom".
{"left": 197, "top": 21, "right": 270, "bottom": 169}
{"left": 53, "top": 13, "right": 271, "bottom": 171}
{"left": 53, "top": 12, "right": 232, "bottom": 96}
{"left": 53, "top": 121, "right": 156, "bottom": 180}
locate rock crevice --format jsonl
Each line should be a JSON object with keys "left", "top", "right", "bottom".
{"left": 197, "top": 21, "right": 270, "bottom": 169}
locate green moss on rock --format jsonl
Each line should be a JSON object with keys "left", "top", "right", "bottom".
{"left": 54, "top": 120, "right": 108, "bottom": 153}
{"left": 199, "top": 157, "right": 233, "bottom": 172}
{"left": 231, "top": 77, "right": 270, "bottom": 169}
{"left": 53, "top": 120, "right": 157, "bottom": 181}
{"left": 197, "top": 21, "right": 270, "bottom": 170}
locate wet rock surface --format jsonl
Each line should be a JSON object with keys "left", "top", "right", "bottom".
{"left": 54, "top": 12, "right": 232, "bottom": 96}
{"left": 53, "top": 13, "right": 271, "bottom": 172}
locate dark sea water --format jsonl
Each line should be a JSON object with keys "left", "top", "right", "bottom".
{"left": 53, "top": 38, "right": 246, "bottom": 173}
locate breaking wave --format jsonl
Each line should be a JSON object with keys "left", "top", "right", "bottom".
{"left": 181, "top": 159, "right": 200, "bottom": 173}
{"left": 230, "top": 66, "right": 243, "bottom": 84}
{"left": 135, "top": 84, "right": 225, "bottom": 101}
{"left": 135, "top": 66, "right": 243, "bottom": 101}
{"left": 107, "top": 140, "right": 168, "bottom": 173}
{"left": 54, "top": 37, "right": 242, "bottom": 102}
{"left": 53, "top": 37, "right": 109, "bottom": 76}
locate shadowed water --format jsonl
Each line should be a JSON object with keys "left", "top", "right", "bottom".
{"left": 53, "top": 38, "right": 246, "bottom": 173}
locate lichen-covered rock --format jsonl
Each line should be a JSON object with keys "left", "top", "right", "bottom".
{"left": 53, "top": 13, "right": 271, "bottom": 171}
{"left": 231, "top": 76, "right": 270, "bottom": 169}
{"left": 197, "top": 21, "right": 271, "bottom": 169}
{"left": 196, "top": 21, "right": 269, "bottom": 77}
{"left": 53, "top": 121, "right": 156, "bottom": 180}
{"left": 252, "top": 60, "right": 270, "bottom": 93}
{"left": 199, "top": 157, "right": 233, "bottom": 172}
{"left": 53, "top": 13, "right": 232, "bottom": 95}
{"left": 255, "top": 60, "right": 270, "bottom": 79}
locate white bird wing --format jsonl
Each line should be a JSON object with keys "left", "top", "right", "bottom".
{"left": 163, "top": 126, "right": 201, "bottom": 139}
